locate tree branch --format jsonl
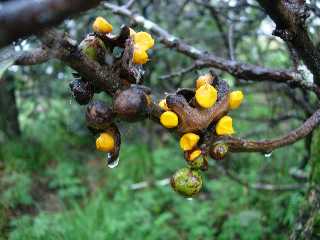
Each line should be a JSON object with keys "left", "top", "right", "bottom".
{"left": 158, "top": 61, "right": 204, "bottom": 80}
{"left": 104, "top": 2, "right": 320, "bottom": 95}
{"left": 0, "top": 0, "right": 101, "bottom": 48}
{"left": 40, "top": 30, "right": 120, "bottom": 95}
{"left": 256, "top": 0, "right": 320, "bottom": 85}
{"left": 14, "top": 48, "right": 50, "bottom": 65}
{"left": 217, "top": 108, "right": 320, "bottom": 153}
{"left": 35, "top": 14, "right": 319, "bottom": 154}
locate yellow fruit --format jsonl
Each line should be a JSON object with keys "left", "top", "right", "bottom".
{"left": 189, "top": 149, "right": 202, "bottom": 161}
{"left": 96, "top": 133, "right": 115, "bottom": 152}
{"left": 229, "top": 91, "right": 244, "bottom": 110}
{"left": 159, "top": 99, "right": 170, "bottom": 111}
{"left": 133, "top": 47, "right": 148, "bottom": 64}
{"left": 196, "top": 74, "right": 213, "bottom": 89}
{"left": 179, "top": 133, "right": 200, "bottom": 151}
{"left": 92, "top": 17, "right": 113, "bottom": 33}
{"left": 160, "top": 111, "right": 179, "bottom": 128}
{"left": 195, "top": 84, "right": 218, "bottom": 108}
{"left": 133, "top": 32, "right": 155, "bottom": 51}
{"left": 216, "top": 116, "right": 235, "bottom": 135}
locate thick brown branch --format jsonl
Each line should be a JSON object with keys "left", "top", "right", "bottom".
{"left": 40, "top": 30, "right": 120, "bottom": 95}
{"left": 0, "top": 0, "right": 101, "bottom": 48}
{"left": 217, "top": 108, "right": 320, "bottom": 152}
{"left": 257, "top": 0, "right": 320, "bottom": 85}
{"left": 14, "top": 48, "right": 50, "bottom": 65}
{"left": 166, "top": 94, "right": 229, "bottom": 133}
{"left": 32, "top": 11, "right": 319, "bottom": 155}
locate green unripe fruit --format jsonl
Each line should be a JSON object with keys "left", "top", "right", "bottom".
{"left": 184, "top": 152, "right": 208, "bottom": 171}
{"left": 210, "top": 142, "right": 229, "bottom": 160}
{"left": 79, "top": 35, "right": 106, "bottom": 63}
{"left": 171, "top": 167, "right": 203, "bottom": 197}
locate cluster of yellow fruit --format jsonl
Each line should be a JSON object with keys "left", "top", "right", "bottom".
{"left": 160, "top": 74, "right": 243, "bottom": 131}
{"left": 92, "top": 17, "right": 155, "bottom": 155}
{"left": 92, "top": 16, "right": 154, "bottom": 65}
{"left": 131, "top": 30, "right": 155, "bottom": 64}
{"left": 159, "top": 74, "right": 244, "bottom": 163}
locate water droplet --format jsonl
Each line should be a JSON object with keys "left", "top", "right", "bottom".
{"left": 106, "top": 153, "right": 119, "bottom": 169}
{"left": 106, "top": 152, "right": 112, "bottom": 162}
{"left": 264, "top": 152, "right": 272, "bottom": 158}
{"left": 108, "top": 158, "right": 119, "bottom": 169}
{"left": 187, "top": 198, "right": 193, "bottom": 201}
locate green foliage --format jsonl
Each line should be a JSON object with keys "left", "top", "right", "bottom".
{"left": 2, "top": 126, "right": 304, "bottom": 240}
{"left": 1, "top": 172, "right": 32, "bottom": 208}
{"left": 46, "top": 162, "right": 87, "bottom": 199}
{"left": 218, "top": 210, "right": 262, "bottom": 240}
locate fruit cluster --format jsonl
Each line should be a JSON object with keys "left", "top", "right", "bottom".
{"left": 69, "top": 16, "right": 155, "bottom": 166}
{"left": 70, "top": 16, "right": 245, "bottom": 198}
{"left": 70, "top": 16, "right": 155, "bottom": 105}
{"left": 159, "top": 73, "right": 244, "bottom": 197}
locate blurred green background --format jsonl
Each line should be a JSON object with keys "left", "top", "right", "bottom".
{"left": 2, "top": 0, "right": 319, "bottom": 239}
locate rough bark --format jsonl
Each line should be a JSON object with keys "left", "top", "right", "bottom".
{"left": 0, "top": 0, "right": 101, "bottom": 48}
{"left": 257, "top": 0, "right": 320, "bottom": 85}
{"left": 0, "top": 75, "right": 20, "bottom": 138}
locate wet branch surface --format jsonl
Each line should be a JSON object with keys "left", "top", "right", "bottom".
{"left": 257, "top": 0, "right": 320, "bottom": 85}
{"left": 0, "top": 0, "right": 101, "bottom": 48}
{"left": 7, "top": 1, "right": 319, "bottom": 154}
{"left": 104, "top": 2, "right": 320, "bottom": 96}
{"left": 33, "top": 27, "right": 320, "bottom": 154}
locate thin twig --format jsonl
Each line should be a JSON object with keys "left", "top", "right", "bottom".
{"left": 129, "top": 178, "right": 170, "bottom": 190}
{"left": 159, "top": 61, "right": 205, "bottom": 80}
{"left": 216, "top": 164, "right": 305, "bottom": 191}
{"left": 104, "top": 2, "right": 320, "bottom": 96}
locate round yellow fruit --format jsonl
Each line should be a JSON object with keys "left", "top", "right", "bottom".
{"left": 96, "top": 133, "right": 115, "bottom": 152}
{"left": 92, "top": 17, "right": 113, "bottom": 33}
{"left": 179, "top": 133, "right": 200, "bottom": 151}
{"left": 189, "top": 149, "right": 202, "bottom": 161}
{"left": 229, "top": 91, "right": 244, "bottom": 109}
{"left": 215, "top": 116, "right": 235, "bottom": 135}
{"left": 195, "top": 84, "right": 218, "bottom": 108}
{"left": 133, "top": 47, "right": 148, "bottom": 64}
{"left": 134, "top": 32, "right": 155, "bottom": 51}
{"left": 160, "top": 111, "right": 179, "bottom": 128}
